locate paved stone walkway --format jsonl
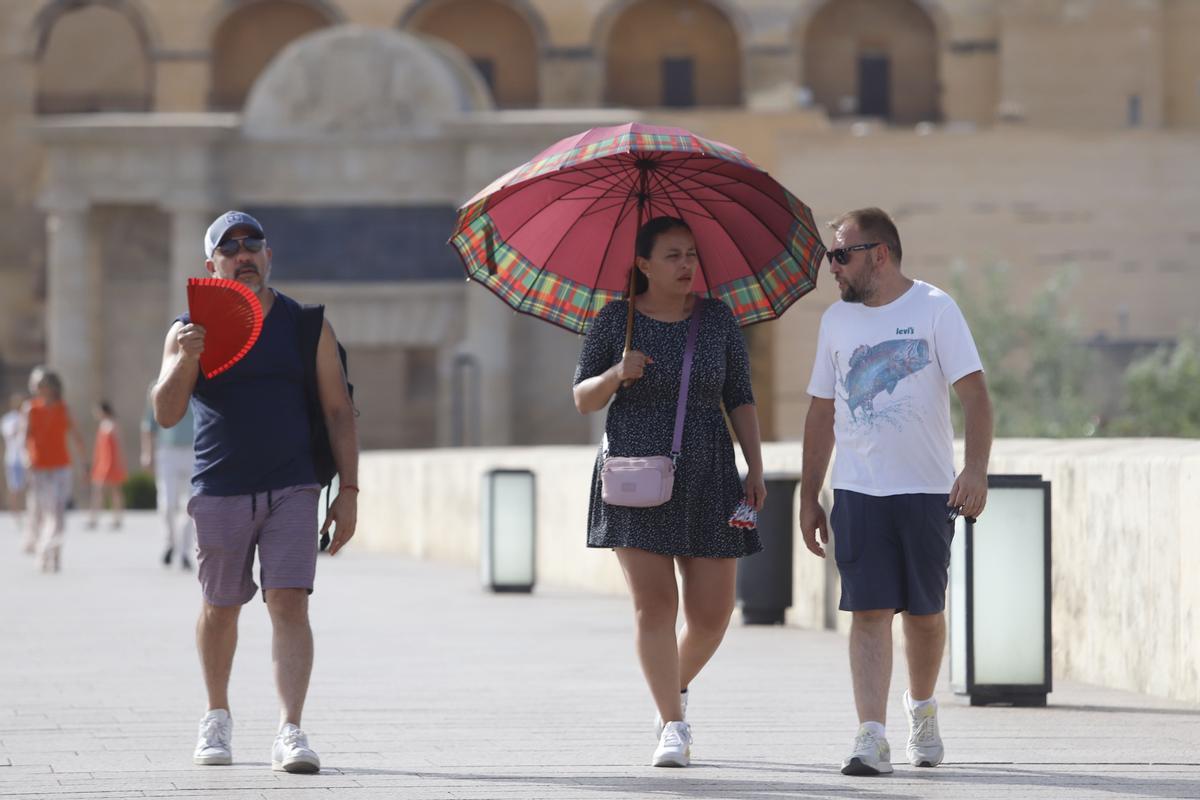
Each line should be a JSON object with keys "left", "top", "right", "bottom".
{"left": 1, "top": 512, "right": 1197, "bottom": 799}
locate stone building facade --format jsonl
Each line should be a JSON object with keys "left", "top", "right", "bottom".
{"left": 1, "top": 0, "right": 1199, "bottom": 461}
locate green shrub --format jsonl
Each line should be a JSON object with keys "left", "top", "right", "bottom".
{"left": 123, "top": 470, "right": 157, "bottom": 510}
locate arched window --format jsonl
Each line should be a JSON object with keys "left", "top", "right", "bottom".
{"left": 36, "top": 1, "right": 152, "bottom": 113}
{"left": 210, "top": 1, "right": 333, "bottom": 110}
{"left": 405, "top": 0, "right": 540, "bottom": 108}
{"left": 605, "top": 0, "right": 742, "bottom": 108}
{"left": 801, "top": 0, "right": 940, "bottom": 124}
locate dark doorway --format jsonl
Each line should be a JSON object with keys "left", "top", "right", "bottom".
{"left": 472, "top": 57, "right": 497, "bottom": 100}
{"left": 662, "top": 57, "right": 695, "bottom": 107}
{"left": 857, "top": 52, "right": 891, "bottom": 119}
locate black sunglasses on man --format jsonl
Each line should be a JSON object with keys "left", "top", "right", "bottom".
{"left": 825, "top": 242, "right": 880, "bottom": 265}
{"left": 215, "top": 236, "right": 266, "bottom": 257}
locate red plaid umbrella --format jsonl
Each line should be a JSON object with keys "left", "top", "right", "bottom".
{"left": 450, "top": 122, "right": 826, "bottom": 350}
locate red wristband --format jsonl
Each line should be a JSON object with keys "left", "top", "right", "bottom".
{"left": 339, "top": 485, "right": 359, "bottom": 493}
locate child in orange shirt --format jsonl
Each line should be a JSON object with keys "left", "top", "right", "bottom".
{"left": 25, "top": 370, "right": 85, "bottom": 572}
{"left": 87, "top": 401, "right": 126, "bottom": 530}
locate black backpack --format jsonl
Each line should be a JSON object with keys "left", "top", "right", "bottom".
{"left": 296, "top": 303, "right": 354, "bottom": 548}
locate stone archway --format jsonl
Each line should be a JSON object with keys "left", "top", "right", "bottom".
{"left": 209, "top": 0, "right": 335, "bottom": 110}
{"left": 799, "top": 0, "right": 941, "bottom": 124}
{"left": 403, "top": 0, "right": 542, "bottom": 108}
{"left": 34, "top": 0, "right": 153, "bottom": 113}
{"left": 603, "top": 0, "right": 742, "bottom": 108}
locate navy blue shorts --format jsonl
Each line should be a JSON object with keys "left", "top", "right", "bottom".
{"left": 830, "top": 489, "right": 954, "bottom": 615}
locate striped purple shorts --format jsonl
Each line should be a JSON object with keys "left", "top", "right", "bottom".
{"left": 187, "top": 484, "right": 320, "bottom": 606}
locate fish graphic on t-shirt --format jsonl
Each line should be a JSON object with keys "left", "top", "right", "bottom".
{"left": 842, "top": 338, "right": 931, "bottom": 420}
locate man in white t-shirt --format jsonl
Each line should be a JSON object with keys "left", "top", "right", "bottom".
{"left": 800, "top": 208, "right": 993, "bottom": 777}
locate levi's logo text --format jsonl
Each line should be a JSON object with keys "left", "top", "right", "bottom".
{"left": 896, "top": 326, "right": 915, "bottom": 335}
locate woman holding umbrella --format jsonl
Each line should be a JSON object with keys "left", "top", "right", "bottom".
{"left": 573, "top": 215, "right": 766, "bottom": 768}
{"left": 451, "top": 122, "right": 824, "bottom": 767}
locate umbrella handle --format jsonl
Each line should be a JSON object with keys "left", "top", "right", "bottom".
{"left": 621, "top": 262, "right": 637, "bottom": 388}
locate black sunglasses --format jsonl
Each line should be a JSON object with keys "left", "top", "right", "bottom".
{"left": 825, "top": 242, "right": 880, "bottom": 265}
{"left": 215, "top": 236, "right": 265, "bottom": 257}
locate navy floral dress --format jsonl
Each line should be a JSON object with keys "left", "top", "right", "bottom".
{"left": 573, "top": 298, "right": 762, "bottom": 558}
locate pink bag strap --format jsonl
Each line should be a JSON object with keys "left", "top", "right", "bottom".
{"left": 671, "top": 300, "right": 703, "bottom": 462}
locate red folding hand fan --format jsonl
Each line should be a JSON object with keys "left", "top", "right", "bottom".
{"left": 186, "top": 277, "right": 264, "bottom": 379}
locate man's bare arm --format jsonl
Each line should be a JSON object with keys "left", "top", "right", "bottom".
{"left": 950, "top": 370, "right": 993, "bottom": 518}
{"left": 315, "top": 320, "right": 358, "bottom": 487}
{"left": 152, "top": 321, "right": 203, "bottom": 428}
{"left": 799, "top": 397, "right": 836, "bottom": 558}
{"left": 315, "top": 319, "right": 359, "bottom": 555}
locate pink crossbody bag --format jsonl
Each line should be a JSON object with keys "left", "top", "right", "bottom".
{"left": 600, "top": 303, "right": 702, "bottom": 508}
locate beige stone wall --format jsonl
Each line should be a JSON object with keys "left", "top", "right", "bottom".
{"left": 800, "top": 0, "right": 940, "bottom": 123}
{"left": 3, "top": 1, "right": 1200, "bottom": 125}
{"left": 355, "top": 438, "right": 1200, "bottom": 703}
{"left": 0, "top": 6, "right": 47, "bottom": 387}
{"left": 35, "top": 3, "right": 151, "bottom": 113}
{"left": 408, "top": 0, "right": 540, "bottom": 108}
{"left": 1164, "top": 0, "right": 1200, "bottom": 128}
{"left": 998, "top": 0, "right": 1164, "bottom": 129}
{"left": 605, "top": 0, "right": 743, "bottom": 108}
{"left": 210, "top": 1, "right": 334, "bottom": 110}
{"left": 938, "top": 0, "right": 1000, "bottom": 126}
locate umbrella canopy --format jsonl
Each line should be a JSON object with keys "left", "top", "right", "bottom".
{"left": 450, "top": 122, "right": 825, "bottom": 335}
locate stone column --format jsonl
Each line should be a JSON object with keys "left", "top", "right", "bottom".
{"left": 745, "top": 46, "right": 803, "bottom": 110}
{"left": 539, "top": 49, "right": 604, "bottom": 107}
{"left": 164, "top": 201, "right": 211, "bottom": 322}
{"left": 43, "top": 201, "right": 99, "bottom": 432}
{"left": 459, "top": 283, "right": 514, "bottom": 446}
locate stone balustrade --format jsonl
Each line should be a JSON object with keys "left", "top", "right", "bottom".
{"left": 356, "top": 438, "right": 1200, "bottom": 704}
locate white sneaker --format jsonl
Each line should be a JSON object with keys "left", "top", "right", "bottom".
{"left": 272, "top": 723, "right": 321, "bottom": 774}
{"left": 653, "top": 688, "right": 689, "bottom": 738}
{"left": 652, "top": 720, "right": 692, "bottom": 767}
{"left": 193, "top": 709, "right": 232, "bottom": 766}
{"left": 841, "top": 725, "right": 893, "bottom": 776}
{"left": 904, "top": 690, "right": 944, "bottom": 767}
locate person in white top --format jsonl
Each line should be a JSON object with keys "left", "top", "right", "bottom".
{"left": 800, "top": 208, "right": 993, "bottom": 777}
{"left": 1, "top": 392, "right": 29, "bottom": 528}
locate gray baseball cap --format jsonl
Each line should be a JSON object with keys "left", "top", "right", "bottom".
{"left": 204, "top": 210, "right": 265, "bottom": 258}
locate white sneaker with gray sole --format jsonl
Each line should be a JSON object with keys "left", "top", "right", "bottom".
{"left": 193, "top": 709, "right": 232, "bottom": 766}
{"left": 841, "top": 725, "right": 893, "bottom": 776}
{"left": 272, "top": 723, "right": 321, "bottom": 774}
{"left": 652, "top": 720, "right": 692, "bottom": 767}
{"left": 904, "top": 690, "right": 945, "bottom": 767}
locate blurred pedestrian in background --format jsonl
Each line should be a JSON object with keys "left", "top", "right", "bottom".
{"left": 24, "top": 369, "right": 85, "bottom": 572}
{"left": 86, "top": 400, "right": 126, "bottom": 531}
{"left": 1, "top": 392, "right": 29, "bottom": 530}
{"left": 141, "top": 381, "right": 195, "bottom": 570}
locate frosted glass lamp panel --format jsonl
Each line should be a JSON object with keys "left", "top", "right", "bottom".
{"left": 971, "top": 488, "right": 1046, "bottom": 685}
{"left": 948, "top": 514, "right": 968, "bottom": 690}
{"left": 483, "top": 471, "right": 535, "bottom": 587}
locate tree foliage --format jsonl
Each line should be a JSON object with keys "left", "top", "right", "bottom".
{"left": 948, "top": 263, "right": 1100, "bottom": 437}
{"left": 1107, "top": 328, "right": 1200, "bottom": 437}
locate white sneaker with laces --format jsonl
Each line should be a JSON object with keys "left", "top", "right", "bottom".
{"left": 652, "top": 720, "right": 692, "bottom": 767}
{"left": 841, "top": 725, "right": 893, "bottom": 776}
{"left": 653, "top": 688, "right": 689, "bottom": 738}
{"left": 904, "top": 690, "right": 944, "bottom": 767}
{"left": 272, "top": 723, "right": 321, "bottom": 774}
{"left": 193, "top": 709, "right": 232, "bottom": 766}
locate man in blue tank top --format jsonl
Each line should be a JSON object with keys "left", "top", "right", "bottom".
{"left": 151, "top": 210, "right": 359, "bottom": 775}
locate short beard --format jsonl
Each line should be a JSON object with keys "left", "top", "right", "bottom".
{"left": 841, "top": 282, "right": 870, "bottom": 304}
{"left": 840, "top": 270, "right": 876, "bottom": 304}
